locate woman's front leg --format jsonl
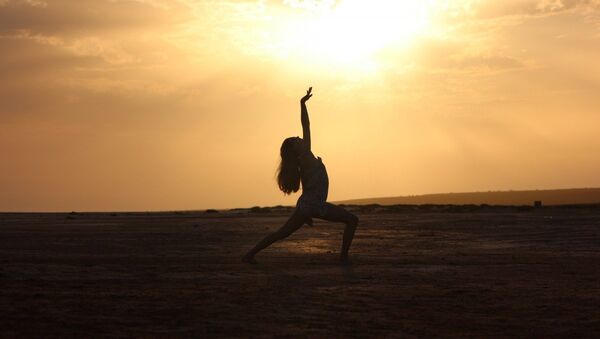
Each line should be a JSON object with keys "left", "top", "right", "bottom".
{"left": 320, "top": 203, "right": 359, "bottom": 263}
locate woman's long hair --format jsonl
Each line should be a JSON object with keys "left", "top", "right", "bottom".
{"left": 277, "top": 137, "right": 301, "bottom": 194}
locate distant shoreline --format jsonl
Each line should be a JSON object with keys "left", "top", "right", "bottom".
{"left": 335, "top": 187, "right": 600, "bottom": 206}
{"left": 3, "top": 188, "right": 600, "bottom": 213}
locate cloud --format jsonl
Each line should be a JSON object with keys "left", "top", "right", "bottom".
{"left": 282, "top": 0, "right": 335, "bottom": 11}
{"left": 432, "top": 0, "right": 600, "bottom": 39}
{"left": 421, "top": 39, "right": 523, "bottom": 71}
{"left": 0, "top": 0, "right": 47, "bottom": 7}
{"left": 0, "top": 0, "right": 190, "bottom": 36}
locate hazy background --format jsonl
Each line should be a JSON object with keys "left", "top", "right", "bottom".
{"left": 1, "top": 0, "right": 600, "bottom": 211}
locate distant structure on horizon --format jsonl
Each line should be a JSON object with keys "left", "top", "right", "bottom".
{"left": 335, "top": 188, "right": 600, "bottom": 206}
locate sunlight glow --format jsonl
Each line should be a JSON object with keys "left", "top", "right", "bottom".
{"left": 279, "top": 0, "right": 437, "bottom": 67}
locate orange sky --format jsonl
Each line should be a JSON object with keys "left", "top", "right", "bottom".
{"left": 1, "top": 0, "right": 600, "bottom": 211}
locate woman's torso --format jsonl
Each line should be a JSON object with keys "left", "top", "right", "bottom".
{"left": 299, "top": 152, "right": 329, "bottom": 202}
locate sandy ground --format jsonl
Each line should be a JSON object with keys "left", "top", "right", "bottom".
{"left": 1, "top": 207, "right": 599, "bottom": 337}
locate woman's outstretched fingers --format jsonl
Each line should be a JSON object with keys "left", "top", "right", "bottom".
{"left": 301, "top": 87, "right": 313, "bottom": 103}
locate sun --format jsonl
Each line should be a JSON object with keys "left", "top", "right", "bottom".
{"left": 278, "top": 0, "right": 437, "bottom": 68}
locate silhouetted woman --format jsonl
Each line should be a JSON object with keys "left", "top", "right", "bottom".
{"left": 243, "top": 87, "right": 359, "bottom": 264}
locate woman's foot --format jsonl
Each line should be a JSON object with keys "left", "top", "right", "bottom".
{"left": 242, "top": 254, "right": 257, "bottom": 264}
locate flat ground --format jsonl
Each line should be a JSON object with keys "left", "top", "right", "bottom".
{"left": 1, "top": 207, "right": 599, "bottom": 337}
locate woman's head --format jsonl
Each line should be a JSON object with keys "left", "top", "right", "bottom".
{"left": 284, "top": 136, "right": 306, "bottom": 155}
{"left": 277, "top": 137, "right": 304, "bottom": 194}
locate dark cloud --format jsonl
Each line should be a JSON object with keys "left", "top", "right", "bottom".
{"left": 0, "top": 36, "right": 101, "bottom": 79}
{"left": 0, "top": 0, "right": 190, "bottom": 36}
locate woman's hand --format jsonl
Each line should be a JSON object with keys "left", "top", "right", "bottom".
{"left": 300, "top": 87, "right": 313, "bottom": 103}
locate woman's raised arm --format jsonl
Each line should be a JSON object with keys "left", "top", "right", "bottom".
{"left": 300, "top": 87, "right": 312, "bottom": 151}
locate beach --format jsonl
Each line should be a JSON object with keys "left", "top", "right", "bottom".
{"left": 1, "top": 207, "right": 599, "bottom": 337}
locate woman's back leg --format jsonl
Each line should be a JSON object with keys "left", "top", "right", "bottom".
{"left": 242, "top": 209, "right": 308, "bottom": 263}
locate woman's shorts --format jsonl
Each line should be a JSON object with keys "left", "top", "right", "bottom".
{"left": 296, "top": 194, "right": 328, "bottom": 218}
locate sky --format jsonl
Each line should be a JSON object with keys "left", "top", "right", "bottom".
{"left": 1, "top": 0, "right": 600, "bottom": 211}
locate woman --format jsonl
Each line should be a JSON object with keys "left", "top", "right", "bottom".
{"left": 242, "top": 87, "right": 359, "bottom": 264}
